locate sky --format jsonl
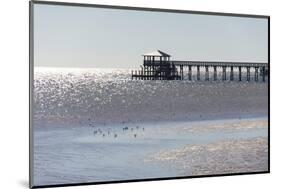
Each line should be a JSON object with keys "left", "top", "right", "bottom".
{"left": 34, "top": 4, "right": 268, "bottom": 69}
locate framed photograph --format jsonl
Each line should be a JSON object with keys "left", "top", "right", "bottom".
{"left": 29, "top": 1, "right": 270, "bottom": 188}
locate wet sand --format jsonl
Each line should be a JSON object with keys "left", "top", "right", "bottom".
{"left": 34, "top": 117, "right": 268, "bottom": 185}
{"left": 146, "top": 118, "right": 268, "bottom": 176}
{"left": 147, "top": 137, "right": 268, "bottom": 176}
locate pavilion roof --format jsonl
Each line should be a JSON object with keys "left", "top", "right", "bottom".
{"left": 142, "top": 50, "right": 171, "bottom": 57}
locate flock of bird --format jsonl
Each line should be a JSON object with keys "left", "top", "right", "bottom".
{"left": 88, "top": 118, "right": 145, "bottom": 139}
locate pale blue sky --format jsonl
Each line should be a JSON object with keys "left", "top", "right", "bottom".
{"left": 34, "top": 4, "right": 268, "bottom": 68}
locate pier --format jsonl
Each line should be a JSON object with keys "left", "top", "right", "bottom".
{"left": 131, "top": 50, "right": 268, "bottom": 82}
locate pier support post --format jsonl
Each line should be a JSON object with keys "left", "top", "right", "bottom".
{"left": 262, "top": 66, "right": 266, "bottom": 82}
{"left": 180, "top": 65, "right": 184, "bottom": 80}
{"left": 239, "top": 66, "right": 242, "bottom": 81}
{"left": 144, "top": 66, "right": 146, "bottom": 80}
{"left": 222, "top": 66, "right": 226, "bottom": 81}
{"left": 247, "top": 67, "right": 250, "bottom": 81}
{"left": 148, "top": 66, "right": 151, "bottom": 80}
{"left": 230, "top": 66, "right": 234, "bottom": 81}
{"left": 255, "top": 67, "right": 259, "bottom": 82}
{"left": 148, "top": 66, "right": 150, "bottom": 80}
{"left": 153, "top": 66, "right": 156, "bottom": 80}
{"left": 151, "top": 66, "right": 153, "bottom": 80}
{"left": 205, "top": 66, "right": 209, "bottom": 81}
{"left": 214, "top": 66, "right": 217, "bottom": 81}
{"left": 197, "top": 66, "right": 200, "bottom": 81}
{"left": 188, "top": 65, "right": 192, "bottom": 81}
{"left": 159, "top": 64, "right": 162, "bottom": 80}
{"left": 144, "top": 66, "right": 147, "bottom": 80}
{"left": 147, "top": 66, "right": 149, "bottom": 80}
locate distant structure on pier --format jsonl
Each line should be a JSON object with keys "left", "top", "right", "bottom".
{"left": 131, "top": 50, "right": 268, "bottom": 82}
{"left": 132, "top": 50, "right": 181, "bottom": 80}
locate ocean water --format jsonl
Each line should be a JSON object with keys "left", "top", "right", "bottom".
{"left": 32, "top": 67, "right": 268, "bottom": 186}
{"left": 33, "top": 67, "right": 268, "bottom": 127}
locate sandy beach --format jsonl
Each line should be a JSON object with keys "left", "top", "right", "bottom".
{"left": 144, "top": 118, "right": 268, "bottom": 176}
{"left": 147, "top": 137, "right": 268, "bottom": 176}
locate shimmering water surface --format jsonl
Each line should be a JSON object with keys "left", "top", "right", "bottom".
{"left": 34, "top": 67, "right": 268, "bottom": 126}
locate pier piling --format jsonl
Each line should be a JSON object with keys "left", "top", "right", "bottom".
{"left": 222, "top": 66, "right": 226, "bottom": 81}
{"left": 238, "top": 67, "right": 242, "bottom": 81}
{"left": 180, "top": 65, "right": 184, "bottom": 80}
{"left": 197, "top": 66, "right": 200, "bottom": 81}
{"left": 262, "top": 66, "right": 266, "bottom": 82}
{"left": 205, "top": 66, "right": 209, "bottom": 81}
{"left": 247, "top": 67, "right": 250, "bottom": 81}
{"left": 230, "top": 66, "right": 234, "bottom": 81}
{"left": 188, "top": 65, "right": 192, "bottom": 81}
{"left": 255, "top": 67, "right": 259, "bottom": 81}
{"left": 214, "top": 66, "right": 217, "bottom": 81}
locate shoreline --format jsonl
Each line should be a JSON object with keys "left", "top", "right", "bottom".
{"left": 33, "top": 114, "right": 268, "bottom": 130}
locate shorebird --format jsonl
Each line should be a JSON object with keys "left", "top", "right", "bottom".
{"left": 98, "top": 128, "right": 102, "bottom": 134}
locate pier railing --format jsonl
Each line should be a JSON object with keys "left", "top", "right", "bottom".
{"left": 171, "top": 60, "right": 268, "bottom": 68}
{"left": 132, "top": 60, "right": 268, "bottom": 82}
